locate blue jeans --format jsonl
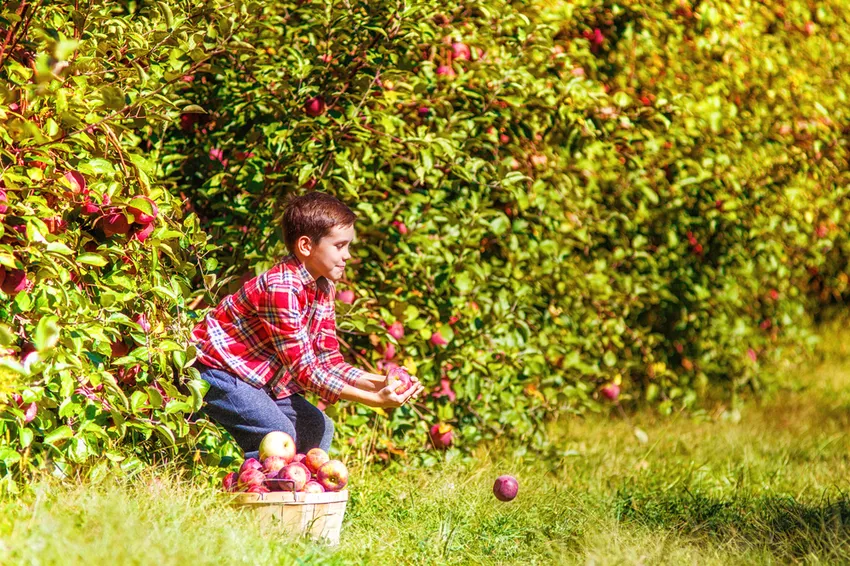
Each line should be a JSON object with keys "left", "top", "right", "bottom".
{"left": 195, "top": 361, "right": 334, "bottom": 460}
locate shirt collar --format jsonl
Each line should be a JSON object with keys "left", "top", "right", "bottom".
{"left": 287, "top": 254, "right": 324, "bottom": 290}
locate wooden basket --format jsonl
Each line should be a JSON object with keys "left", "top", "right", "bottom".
{"left": 232, "top": 484, "right": 349, "bottom": 546}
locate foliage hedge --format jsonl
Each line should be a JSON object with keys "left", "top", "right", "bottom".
{"left": 0, "top": 0, "right": 848, "bottom": 485}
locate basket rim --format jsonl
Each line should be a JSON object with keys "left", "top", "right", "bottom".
{"left": 231, "top": 489, "right": 349, "bottom": 505}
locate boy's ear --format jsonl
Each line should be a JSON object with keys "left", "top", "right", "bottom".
{"left": 296, "top": 235, "right": 313, "bottom": 257}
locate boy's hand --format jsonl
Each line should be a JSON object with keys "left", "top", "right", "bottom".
{"left": 375, "top": 381, "right": 424, "bottom": 408}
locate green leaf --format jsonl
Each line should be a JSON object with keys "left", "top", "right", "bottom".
{"left": 44, "top": 425, "right": 74, "bottom": 445}
{"left": 77, "top": 253, "right": 107, "bottom": 266}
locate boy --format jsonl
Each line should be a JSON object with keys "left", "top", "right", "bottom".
{"left": 190, "top": 191, "right": 423, "bottom": 459}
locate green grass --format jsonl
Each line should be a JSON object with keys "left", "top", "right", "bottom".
{"left": 3, "top": 320, "right": 850, "bottom": 565}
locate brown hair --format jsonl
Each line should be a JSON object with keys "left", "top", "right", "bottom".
{"left": 281, "top": 191, "right": 356, "bottom": 253}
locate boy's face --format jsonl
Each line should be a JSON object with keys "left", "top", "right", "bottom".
{"left": 299, "top": 224, "right": 354, "bottom": 283}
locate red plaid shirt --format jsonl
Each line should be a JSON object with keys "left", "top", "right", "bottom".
{"left": 190, "top": 255, "right": 365, "bottom": 403}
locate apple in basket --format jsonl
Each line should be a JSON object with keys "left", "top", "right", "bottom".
{"left": 304, "top": 448, "right": 330, "bottom": 475}
{"left": 258, "top": 431, "right": 296, "bottom": 463}
{"left": 278, "top": 462, "right": 311, "bottom": 491}
{"left": 316, "top": 460, "right": 349, "bottom": 492}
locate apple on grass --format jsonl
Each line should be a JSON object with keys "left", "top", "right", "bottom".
{"left": 259, "top": 430, "right": 296, "bottom": 463}
{"left": 316, "top": 460, "right": 349, "bottom": 492}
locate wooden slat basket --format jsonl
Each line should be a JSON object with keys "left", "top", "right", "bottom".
{"left": 232, "top": 482, "right": 349, "bottom": 546}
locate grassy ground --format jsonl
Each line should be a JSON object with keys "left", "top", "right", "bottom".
{"left": 2, "top": 320, "right": 850, "bottom": 565}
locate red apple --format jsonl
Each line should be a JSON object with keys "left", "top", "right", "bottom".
{"left": 601, "top": 383, "right": 620, "bottom": 401}
{"left": 1, "top": 269, "right": 27, "bottom": 296}
{"left": 387, "top": 321, "right": 404, "bottom": 340}
{"left": 101, "top": 211, "right": 130, "bottom": 237}
{"left": 303, "top": 480, "right": 325, "bottom": 494}
{"left": 238, "top": 468, "right": 266, "bottom": 490}
{"left": 417, "top": 106, "right": 430, "bottom": 117}
{"left": 493, "top": 475, "right": 519, "bottom": 502}
{"left": 430, "top": 423, "right": 453, "bottom": 449}
{"left": 258, "top": 430, "right": 296, "bottom": 463}
{"left": 451, "top": 42, "right": 471, "bottom": 60}
{"left": 436, "top": 65, "right": 456, "bottom": 77}
{"left": 64, "top": 171, "right": 88, "bottom": 195}
{"left": 387, "top": 366, "right": 413, "bottom": 395}
{"left": 222, "top": 471, "right": 238, "bottom": 492}
{"left": 111, "top": 340, "right": 130, "bottom": 358}
{"left": 262, "top": 455, "right": 289, "bottom": 476}
{"left": 304, "top": 96, "right": 325, "bottom": 117}
{"left": 316, "top": 460, "right": 349, "bottom": 492}
{"left": 240, "top": 457, "right": 263, "bottom": 474}
{"left": 246, "top": 483, "right": 270, "bottom": 494}
{"left": 132, "top": 222, "right": 155, "bottom": 242}
{"left": 293, "top": 453, "right": 307, "bottom": 464}
{"left": 278, "top": 461, "right": 311, "bottom": 491}
{"left": 127, "top": 196, "right": 159, "bottom": 224}
{"left": 337, "top": 289, "right": 355, "bottom": 304}
{"left": 304, "top": 448, "right": 330, "bottom": 475}
{"left": 0, "top": 189, "right": 7, "bottom": 214}
{"left": 134, "top": 313, "right": 151, "bottom": 333}
{"left": 430, "top": 332, "right": 449, "bottom": 346}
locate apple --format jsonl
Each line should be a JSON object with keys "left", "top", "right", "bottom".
{"left": 293, "top": 453, "right": 307, "bottom": 464}
{"left": 418, "top": 106, "right": 430, "bottom": 117}
{"left": 337, "top": 289, "right": 355, "bottom": 304}
{"left": 430, "top": 423, "right": 453, "bottom": 449}
{"left": 238, "top": 468, "right": 266, "bottom": 490}
{"left": 258, "top": 430, "right": 296, "bottom": 463}
{"left": 262, "top": 455, "right": 288, "bottom": 476}
{"left": 44, "top": 216, "right": 67, "bottom": 234}
{"left": 278, "top": 461, "right": 311, "bottom": 491}
{"left": 430, "top": 332, "right": 448, "bottom": 346}
{"left": 436, "top": 65, "right": 456, "bottom": 77}
{"left": 111, "top": 340, "right": 130, "bottom": 358}
{"left": 101, "top": 211, "right": 130, "bottom": 237}
{"left": 246, "top": 484, "right": 270, "bottom": 494}
{"left": 81, "top": 198, "right": 100, "bottom": 215}
{"left": 601, "top": 383, "right": 620, "bottom": 401}
{"left": 0, "top": 189, "right": 7, "bottom": 214}
{"left": 132, "top": 222, "right": 155, "bottom": 242}
{"left": 304, "top": 448, "right": 330, "bottom": 475}
{"left": 387, "top": 321, "right": 404, "bottom": 340}
{"left": 240, "top": 457, "right": 263, "bottom": 474}
{"left": 134, "top": 314, "right": 151, "bottom": 333}
{"left": 387, "top": 366, "right": 413, "bottom": 394}
{"left": 127, "top": 196, "right": 159, "bottom": 224}
{"left": 316, "top": 460, "right": 349, "bottom": 492}
{"left": 1, "top": 269, "right": 27, "bottom": 296}
{"left": 303, "top": 480, "right": 325, "bottom": 494}
{"left": 451, "top": 42, "right": 471, "bottom": 60}
{"left": 222, "top": 471, "right": 238, "bottom": 492}
{"left": 64, "top": 171, "right": 87, "bottom": 195}
{"left": 304, "top": 96, "right": 325, "bottom": 117}
{"left": 493, "top": 475, "right": 519, "bottom": 502}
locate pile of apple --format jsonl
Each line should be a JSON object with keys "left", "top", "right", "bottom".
{"left": 222, "top": 431, "right": 349, "bottom": 494}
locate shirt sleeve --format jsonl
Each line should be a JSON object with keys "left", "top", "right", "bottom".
{"left": 315, "top": 292, "right": 367, "bottom": 386}
{"left": 257, "top": 279, "right": 349, "bottom": 404}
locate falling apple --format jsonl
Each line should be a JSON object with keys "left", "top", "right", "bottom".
{"left": 493, "top": 475, "right": 519, "bottom": 502}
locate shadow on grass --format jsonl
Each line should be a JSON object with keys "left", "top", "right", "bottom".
{"left": 615, "top": 488, "right": 850, "bottom": 561}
